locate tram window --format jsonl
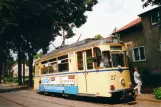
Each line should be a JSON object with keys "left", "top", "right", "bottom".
{"left": 94, "top": 47, "right": 103, "bottom": 68}
{"left": 41, "top": 61, "right": 49, "bottom": 74}
{"left": 86, "top": 49, "right": 93, "bottom": 69}
{"left": 58, "top": 55, "right": 68, "bottom": 60}
{"left": 77, "top": 51, "right": 83, "bottom": 70}
{"left": 48, "top": 64, "right": 53, "bottom": 74}
{"left": 41, "top": 61, "right": 48, "bottom": 64}
{"left": 103, "top": 51, "right": 112, "bottom": 68}
{"left": 112, "top": 53, "right": 125, "bottom": 67}
{"left": 48, "top": 63, "right": 58, "bottom": 73}
{"left": 51, "top": 63, "right": 58, "bottom": 73}
{"left": 58, "top": 63, "right": 69, "bottom": 72}
{"left": 41, "top": 67, "right": 48, "bottom": 74}
{"left": 58, "top": 55, "right": 69, "bottom": 72}
{"left": 49, "top": 58, "right": 56, "bottom": 62}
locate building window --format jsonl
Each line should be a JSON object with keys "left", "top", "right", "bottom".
{"left": 151, "top": 12, "right": 160, "bottom": 25}
{"left": 132, "top": 46, "right": 146, "bottom": 62}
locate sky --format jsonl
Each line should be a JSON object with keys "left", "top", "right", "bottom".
{"left": 48, "top": 0, "right": 156, "bottom": 53}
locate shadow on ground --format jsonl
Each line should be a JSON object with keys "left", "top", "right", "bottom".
{"left": 38, "top": 92, "right": 137, "bottom": 105}
{"left": 0, "top": 85, "right": 28, "bottom": 93}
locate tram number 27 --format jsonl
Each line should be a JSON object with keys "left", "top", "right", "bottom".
{"left": 111, "top": 75, "right": 116, "bottom": 80}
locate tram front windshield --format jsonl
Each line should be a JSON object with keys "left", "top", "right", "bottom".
{"left": 111, "top": 52, "right": 125, "bottom": 67}
{"left": 102, "top": 51, "right": 111, "bottom": 68}
{"left": 102, "top": 51, "right": 125, "bottom": 68}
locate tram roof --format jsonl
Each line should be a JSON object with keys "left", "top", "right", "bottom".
{"left": 39, "top": 37, "right": 120, "bottom": 61}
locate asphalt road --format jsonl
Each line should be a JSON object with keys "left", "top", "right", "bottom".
{"left": 0, "top": 85, "right": 161, "bottom": 107}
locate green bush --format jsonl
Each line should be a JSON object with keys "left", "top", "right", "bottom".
{"left": 7, "top": 77, "right": 18, "bottom": 83}
{"left": 2, "top": 76, "right": 30, "bottom": 84}
{"left": 153, "top": 87, "right": 161, "bottom": 100}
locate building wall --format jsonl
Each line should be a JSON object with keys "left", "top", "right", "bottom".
{"left": 120, "top": 25, "right": 147, "bottom": 70}
{"left": 120, "top": 15, "right": 161, "bottom": 74}
{"left": 141, "top": 14, "right": 161, "bottom": 73}
{"left": 11, "top": 64, "right": 29, "bottom": 77}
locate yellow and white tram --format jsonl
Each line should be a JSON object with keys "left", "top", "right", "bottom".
{"left": 34, "top": 38, "right": 135, "bottom": 100}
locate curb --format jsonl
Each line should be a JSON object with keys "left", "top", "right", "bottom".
{"left": 136, "top": 98, "right": 161, "bottom": 103}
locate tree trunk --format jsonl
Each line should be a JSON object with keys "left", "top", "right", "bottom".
{"left": 23, "top": 60, "right": 25, "bottom": 84}
{"left": 3, "top": 58, "right": 8, "bottom": 81}
{"left": 42, "top": 47, "right": 47, "bottom": 55}
{"left": 0, "top": 50, "right": 2, "bottom": 84}
{"left": 0, "top": 35, "right": 3, "bottom": 83}
{"left": 18, "top": 48, "right": 22, "bottom": 85}
{"left": 28, "top": 54, "right": 33, "bottom": 87}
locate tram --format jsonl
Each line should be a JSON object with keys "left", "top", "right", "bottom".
{"left": 34, "top": 38, "right": 135, "bottom": 100}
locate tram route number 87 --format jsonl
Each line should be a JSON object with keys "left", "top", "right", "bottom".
{"left": 111, "top": 75, "right": 116, "bottom": 80}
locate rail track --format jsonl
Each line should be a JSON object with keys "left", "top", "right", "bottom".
{"left": 0, "top": 91, "right": 137, "bottom": 107}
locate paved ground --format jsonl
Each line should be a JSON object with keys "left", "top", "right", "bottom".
{"left": 0, "top": 84, "right": 161, "bottom": 107}
{"left": 134, "top": 88, "right": 161, "bottom": 103}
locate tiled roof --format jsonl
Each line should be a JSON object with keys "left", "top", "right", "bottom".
{"left": 113, "top": 17, "right": 142, "bottom": 33}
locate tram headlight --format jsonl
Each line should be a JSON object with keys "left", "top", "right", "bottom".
{"left": 120, "top": 78, "right": 125, "bottom": 84}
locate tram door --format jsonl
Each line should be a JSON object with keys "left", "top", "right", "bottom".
{"left": 77, "top": 51, "right": 87, "bottom": 94}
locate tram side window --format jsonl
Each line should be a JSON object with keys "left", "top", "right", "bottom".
{"left": 48, "top": 64, "right": 53, "bottom": 74}
{"left": 48, "top": 58, "right": 57, "bottom": 73}
{"left": 86, "top": 49, "right": 93, "bottom": 69}
{"left": 41, "top": 61, "right": 48, "bottom": 74}
{"left": 77, "top": 52, "right": 83, "bottom": 70}
{"left": 41, "top": 67, "right": 48, "bottom": 74}
{"left": 48, "top": 63, "right": 58, "bottom": 73}
{"left": 94, "top": 47, "right": 103, "bottom": 68}
{"left": 58, "top": 55, "right": 69, "bottom": 72}
{"left": 51, "top": 63, "right": 58, "bottom": 73}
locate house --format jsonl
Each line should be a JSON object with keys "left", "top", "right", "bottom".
{"left": 113, "top": 6, "right": 161, "bottom": 74}
{"left": 10, "top": 63, "right": 29, "bottom": 77}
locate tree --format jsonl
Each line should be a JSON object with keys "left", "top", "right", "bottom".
{"left": 0, "top": 26, "right": 16, "bottom": 83}
{"left": 0, "top": 0, "right": 98, "bottom": 86}
{"left": 94, "top": 34, "right": 103, "bottom": 39}
{"left": 142, "top": 0, "right": 161, "bottom": 7}
{"left": 0, "top": 37, "right": 15, "bottom": 82}
{"left": 6, "top": 55, "right": 15, "bottom": 77}
{"left": 34, "top": 52, "right": 43, "bottom": 59}
{"left": 1, "top": 23, "right": 24, "bottom": 85}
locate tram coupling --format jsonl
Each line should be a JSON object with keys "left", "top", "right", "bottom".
{"left": 120, "top": 88, "right": 136, "bottom": 101}
{"left": 111, "top": 88, "right": 135, "bottom": 101}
